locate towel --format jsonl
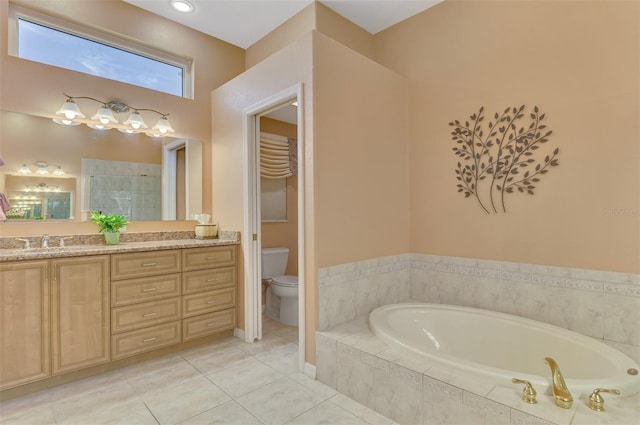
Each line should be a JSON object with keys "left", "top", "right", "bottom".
{"left": 0, "top": 193, "right": 9, "bottom": 213}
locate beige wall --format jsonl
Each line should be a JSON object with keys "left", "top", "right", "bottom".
{"left": 260, "top": 117, "right": 299, "bottom": 277}
{"left": 314, "top": 32, "right": 410, "bottom": 268}
{"left": 246, "top": 2, "right": 375, "bottom": 69}
{"left": 246, "top": 3, "right": 315, "bottom": 69}
{"left": 0, "top": 0, "right": 244, "bottom": 235}
{"left": 375, "top": 0, "right": 640, "bottom": 274}
{"left": 211, "top": 33, "right": 314, "bottom": 355}
{"left": 315, "top": 2, "right": 375, "bottom": 61}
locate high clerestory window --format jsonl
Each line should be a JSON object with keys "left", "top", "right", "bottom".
{"left": 9, "top": 5, "right": 192, "bottom": 98}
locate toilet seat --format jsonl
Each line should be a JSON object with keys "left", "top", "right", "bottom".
{"left": 271, "top": 275, "right": 298, "bottom": 287}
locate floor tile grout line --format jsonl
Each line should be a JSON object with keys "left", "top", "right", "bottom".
{"left": 142, "top": 400, "right": 162, "bottom": 425}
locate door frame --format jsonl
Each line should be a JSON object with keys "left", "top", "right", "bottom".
{"left": 162, "top": 138, "right": 202, "bottom": 220}
{"left": 242, "top": 83, "right": 305, "bottom": 371}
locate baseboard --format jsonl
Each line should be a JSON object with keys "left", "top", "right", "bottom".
{"left": 303, "top": 362, "right": 316, "bottom": 379}
{"left": 234, "top": 327, "right": 245, "bottom": 341}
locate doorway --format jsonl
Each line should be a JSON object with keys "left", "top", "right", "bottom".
{"left": 162, "top": 139, "right": 202, "bottom": 220}
{"left": 242, "top": 84, "right": 305, "bottom": 372}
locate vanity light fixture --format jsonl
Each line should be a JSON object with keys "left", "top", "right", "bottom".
{"left": 23, "top": 183, "right": 60, "bottom": 193}
{"left": 17, "top": 162, "right": 65, "bottom": 176}
{"left": 170, "top": 0, "right": 194, "bottom": 13}
{"left": 53, "top": 93, "right": 175, "bottom": 138}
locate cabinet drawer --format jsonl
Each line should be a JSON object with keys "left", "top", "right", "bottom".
{"left": 111, "top": 274, "right": 181, "bottom": 307}
{"left": 111, "top": 297, "right": 181, "bottom": 334}
{"left": 183, "top": 309, "right": 236, "bottom": 342}
{"left": 111, "top": 321, "right": 181, "bottom": 360}
{"left": 182, "top": 287, "right": 236, "bottom": 318}
{"left": 182, "top": 267, "right": 236, "bottom": 295}
{"left": 111, "top": 250, "right": 181, "bottom": 281}
{"left": 182, "top": 246, "right": 236, "bottom": 271}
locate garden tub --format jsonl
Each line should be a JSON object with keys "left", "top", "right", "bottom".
{"left": 368, "top": 303, "right": 639, "bottom": 398}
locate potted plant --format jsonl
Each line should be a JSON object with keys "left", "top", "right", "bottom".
{"left": 90, "top": 211, "right": 129, "bottom": 245}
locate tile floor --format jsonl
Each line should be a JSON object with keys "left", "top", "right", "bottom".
{"left": 0, "top": 316, "right": 396, "bottom": 425}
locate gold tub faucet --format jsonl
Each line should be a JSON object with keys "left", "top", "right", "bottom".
{"left": 544, "top": 357, "right": 573, "bottom": 408}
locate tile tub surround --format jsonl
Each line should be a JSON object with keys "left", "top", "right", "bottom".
{"left": 318, "top": 254, "right": 413, "bottom": 330}
{"left": 316, "top": 318, "right": 640, "bottom": 425}
{"left": 318, "top": 254, "right": 640, "bottom": 358}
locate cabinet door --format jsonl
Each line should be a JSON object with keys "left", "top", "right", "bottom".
{"left": 0, "top": 261, "right": 50, "bottom": 390}
{"left": 51, "top": 256, "right": 110, "bottom": 375}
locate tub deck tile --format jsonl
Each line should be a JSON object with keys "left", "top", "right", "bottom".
{"left": 424, "top": 365, "right": 495, "bottom": 397}
{"left": 340, "top": 331, "right": 390, "bottom": 356}
{"left": 377, "top": 347, "right": 432, "bottom": 374}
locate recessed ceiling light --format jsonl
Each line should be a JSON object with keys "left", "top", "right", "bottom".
{"left": 170, "top": 0, "right": 194, "bottom": 13}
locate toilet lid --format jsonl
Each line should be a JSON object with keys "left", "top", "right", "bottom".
{"left": 271, "top": 275, "right": 298, "bottom": 287}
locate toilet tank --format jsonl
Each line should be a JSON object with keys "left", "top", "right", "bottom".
{"left": 261, "top": 247, "right": 289, "bottom": 279}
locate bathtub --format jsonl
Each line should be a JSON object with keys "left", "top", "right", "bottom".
{"left": 368, "top": 303, "right": 639, "bottom": 398}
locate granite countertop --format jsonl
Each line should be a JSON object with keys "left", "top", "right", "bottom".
{"left": 0, "top": 231, "right": 241, "bottom": 262}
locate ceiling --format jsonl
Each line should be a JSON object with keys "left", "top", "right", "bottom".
{"left": 123, "top": 0, "right": 442, "bottom": 49}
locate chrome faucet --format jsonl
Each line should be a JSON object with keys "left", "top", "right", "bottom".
{"left": 545, "top": 357, "right": 573, "bottom": 408}
{"left": 41, "top": 234, "right": 50, "bottom": 248}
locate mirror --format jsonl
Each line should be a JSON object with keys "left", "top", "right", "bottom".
{"left": 0, "top": 110, "right": 201, "bottom": 222}
{"left": 5, "top": 175, "right": 75, "bottom": 220}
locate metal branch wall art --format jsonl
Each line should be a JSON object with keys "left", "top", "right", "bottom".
{"left": 450, "top": 105, "right": 559, "bottom": 214}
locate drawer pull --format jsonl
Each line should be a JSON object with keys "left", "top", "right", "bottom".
{"left": 206, "top": 278, "right": 221, "bottom": 282}
{"left": 141, "top": 262, "right": 158, "bottom": 267}
{"left": 206, "top": 256, "right": 219, "bottom": 260}
{"left": 206, "top": 300, "right": 218, "bottom": 304}
{"left": 142, "top": 312, "right": 157, "bottom": 318}
{"left": 142, "top": 287, "right": 158, "bottom": 293}
{"left": 142, "top": 337, "right": 157, "bottom": 343}
{"left": 207, "top": 322, "right": 220, "bottom": 327}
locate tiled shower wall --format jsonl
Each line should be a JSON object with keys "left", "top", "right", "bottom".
{"left": 81, "top": 159, "right": 162, "bottom": 221}
{"left": 318, "top": 253, "right": 640, "bottom": 358}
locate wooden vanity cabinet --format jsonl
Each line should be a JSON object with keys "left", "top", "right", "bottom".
{"left": 0, "top": 261, "right": 50, "bottom": 390}
{"left": 50, "top": 256, "right": 111, "bottom": 375}
{"left": 0, "top": 243, "right": 237, "bottom": 394}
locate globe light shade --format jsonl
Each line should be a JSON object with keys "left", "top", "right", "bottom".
{"left": 152, "top": 117, "right": 175, "bottom": 134}
{"left": 91, "top": 107, "right": 118, "bottom": 125}
{"left": 55, "top": 99, "right": 85, "bottom": 119}
{"left": 123, "top": 112, "right": 148, "bottom": 130}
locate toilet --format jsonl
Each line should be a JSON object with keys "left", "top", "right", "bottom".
{"left": 261, "top": 247, "right": 298, "bottom": 326}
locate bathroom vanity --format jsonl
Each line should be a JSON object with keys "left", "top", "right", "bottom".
{"left": 0, "top": 234, "right": 239, "bottom": 398}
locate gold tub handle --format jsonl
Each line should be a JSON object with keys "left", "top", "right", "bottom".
{"left": 588, "top": 388, "right": 620, "bottom": 411}
{"left": 512, "top": 378, "right": 537, "bottom": 404}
